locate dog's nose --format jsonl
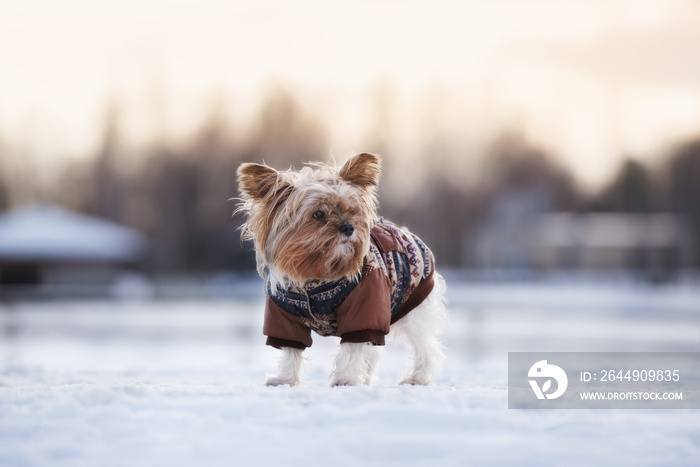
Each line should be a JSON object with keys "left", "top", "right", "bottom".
{"left": 339, "top": 223, "right": 355, "bottom": 237}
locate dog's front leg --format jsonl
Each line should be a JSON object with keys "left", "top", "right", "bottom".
{"left": 330, "top": 342, "right": 378, "bottom": 387}
{"left": 265, "top": 347, "right": 305, "bottom": 387}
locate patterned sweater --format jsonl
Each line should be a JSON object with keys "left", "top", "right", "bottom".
{"left": 263, "top": 221, "right": 435, "bottom": 349}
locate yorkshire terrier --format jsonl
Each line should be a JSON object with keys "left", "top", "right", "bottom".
{"left": 236, "top": 153, "right": 447, "bottom": 386}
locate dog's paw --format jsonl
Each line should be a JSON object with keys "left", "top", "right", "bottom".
{"left": 329, "top": 376, "right": 362, "bottom": 387}
{"left": 265, "top": 376, "right": 299, "bottom": 387}
{"left": 399, "top": 375, "right": 432, "bottom": 386}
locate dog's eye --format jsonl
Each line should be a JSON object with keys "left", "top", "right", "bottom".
{"left": 313, "top": 210, "right": 326, "bottom": 221}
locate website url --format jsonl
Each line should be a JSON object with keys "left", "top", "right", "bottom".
{"left": 580, "top": 392, "right": 683, "bottom": 401}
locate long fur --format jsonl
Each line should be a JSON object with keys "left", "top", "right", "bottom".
{"left": 388, "top": 272, "right": 448, "bottom": 385}
{"left": 265, "top": 347, "right": 306, "bottom": 387}
{"left": 237, "top": 155, "right": 379, "bottom": 291}
{"left": 237, "top": 153, "right": 448, "bottom": 386}
{"left": 330, "top": 342, "right": 381, "bottom": 386}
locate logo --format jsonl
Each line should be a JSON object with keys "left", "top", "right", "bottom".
{"left": 528, "top": 360, "right": 568, "bottom": 400}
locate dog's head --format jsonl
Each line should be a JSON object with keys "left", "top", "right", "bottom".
{"left": 237, "top": 153, "right": 381, "bottom": 287}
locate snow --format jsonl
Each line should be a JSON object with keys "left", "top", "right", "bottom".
{"left": 1, "top": 280, "right": 699, "bottom": 466}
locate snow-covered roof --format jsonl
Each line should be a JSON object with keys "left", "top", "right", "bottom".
{"left": 0, "top": 204, "right": 147, "bottom": 262}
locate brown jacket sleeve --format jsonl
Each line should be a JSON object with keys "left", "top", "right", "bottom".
{"left": 336, "top": 268, "right": 392, "bottom": 345}
{"left": 263, "top": 296, "right": 312, "bottom": 349}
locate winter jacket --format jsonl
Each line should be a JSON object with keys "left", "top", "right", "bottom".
{"left": 263, "top": 221, "right": 436, "bottom": 349}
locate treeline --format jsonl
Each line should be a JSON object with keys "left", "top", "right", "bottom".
{"left": 0, "top": 88, "right": 699, "bottom": 271}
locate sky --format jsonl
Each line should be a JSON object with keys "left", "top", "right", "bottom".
{"left": 1, "top": 0, "right": 700, "bottom": 190}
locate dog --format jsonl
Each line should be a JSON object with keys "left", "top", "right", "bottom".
{"left": 236, "top": 153, "right": 447, "bottom": 386}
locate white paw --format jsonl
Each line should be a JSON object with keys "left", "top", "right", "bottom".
{"left": 399, "top": 375, "right": 432, "bottom": 386}
{"left": 265, "top": 376, "right": 299, "bottom": 387}
{"left": 330, "top": 370, "right": 364, "bottom": 387}
{"left": 330, "top": 377, "right": 362, "bottom": 387}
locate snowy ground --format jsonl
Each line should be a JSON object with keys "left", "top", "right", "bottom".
{"left": 1, "top": 279, "right": 699, "bottom": 466}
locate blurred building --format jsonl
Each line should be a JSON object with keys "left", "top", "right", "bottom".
{"left": 0, "top": 204, "right": 147, "bottom": 287}
{"left": 532, "top": 213, "right": 691, "bottom": 276}
{"left": 472, "top": 192, "right": 692, "bottom": 280}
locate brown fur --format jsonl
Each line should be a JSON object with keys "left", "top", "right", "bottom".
{"left": 338, "top": 152, "right": 382, "bottom": 189}
{"left": 236, "top": 153, "right": 381, "bottom": 287}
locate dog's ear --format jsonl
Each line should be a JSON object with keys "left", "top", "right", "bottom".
{"left": 339, "top": 153, "right": 381, "bottom": 188}
{"left": 237, "top": 163, "right": 286, "bottom": 200}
